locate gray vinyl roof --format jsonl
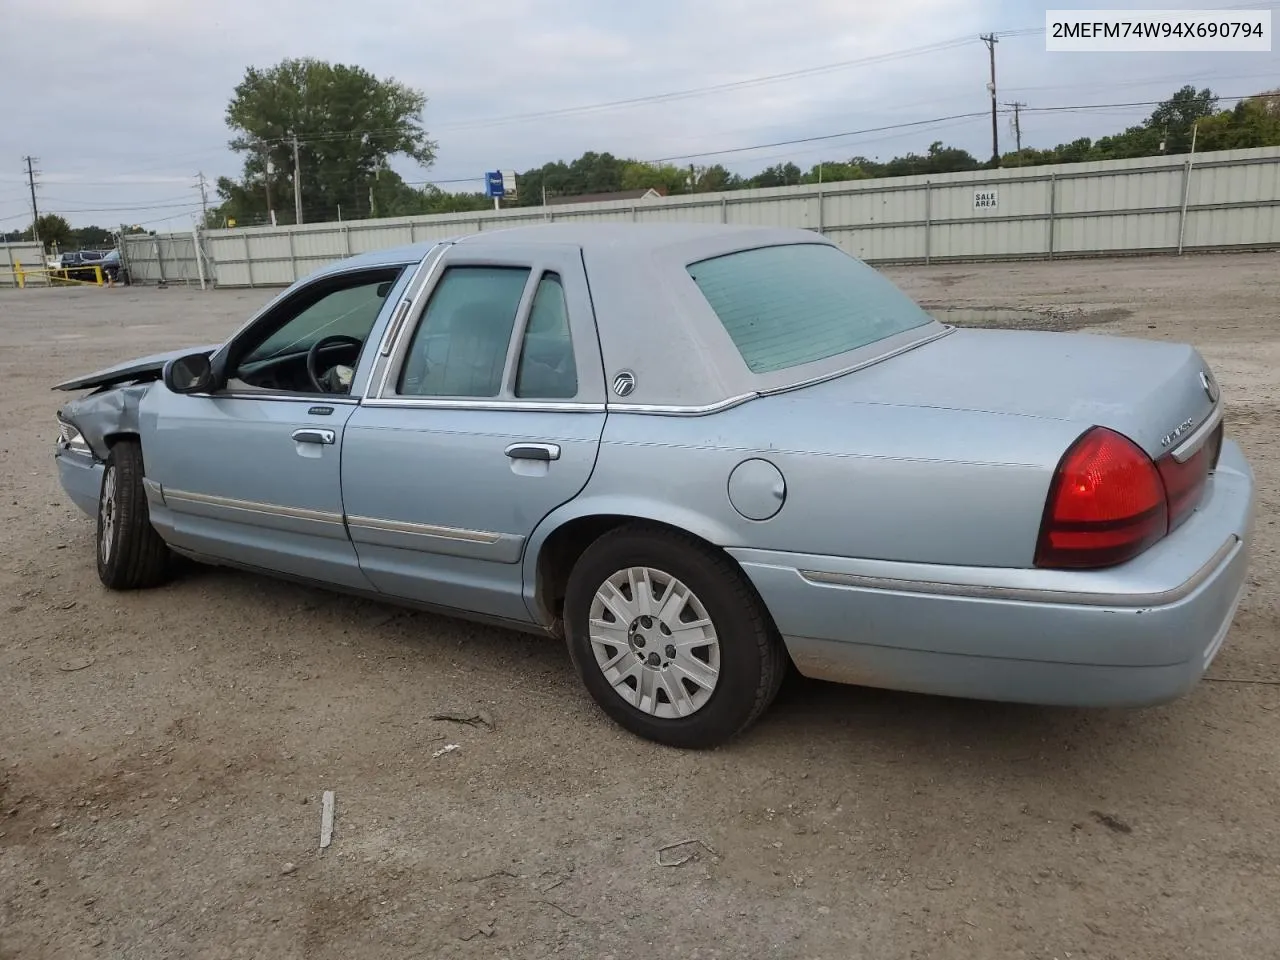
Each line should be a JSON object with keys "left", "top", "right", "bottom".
{"left": 323, "top": 222, "right": 811, "bottom": 273}
{"left": 320, "top": 223, "right": 945, "bottom": 411}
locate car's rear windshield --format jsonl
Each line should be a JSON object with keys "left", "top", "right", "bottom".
{"left": 686, "top": 242, "right": 933, "bottom": 374}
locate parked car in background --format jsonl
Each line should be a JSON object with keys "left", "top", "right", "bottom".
{"left": 50, "top": 224, "right": 1256, "bottom": 748}
{"left": 54, "top": 250, "right": 110, "bottom": 283}
{"left": 100, "top": 249, "right": 128, "bottom": 285}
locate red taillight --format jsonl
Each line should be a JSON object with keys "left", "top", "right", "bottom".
{"left": 1157, "top": 419, "right": 1221, "bottom": 531}
{"left": 1036, "top": 421, "right": 1222, "bottom": 569}
{"left": 1035, "top": 427, "right": 1168, "bottom": 569}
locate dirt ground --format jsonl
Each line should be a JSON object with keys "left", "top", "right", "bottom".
{"left": 1, "top": 252, "right": 1277, "bottom": 960}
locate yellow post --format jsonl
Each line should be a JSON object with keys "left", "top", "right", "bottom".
{"left": 94, "top": 265, "right": 103, "bottom": 286}
{"left": 15, "top": 260, "right": 24, "bottom": 289}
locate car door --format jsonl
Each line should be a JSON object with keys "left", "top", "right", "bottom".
{"left": 138, "top": 264, "right": 409, "bottom": 590}
{"left": 341, "top": 243, "right": 607, "bottom": 624}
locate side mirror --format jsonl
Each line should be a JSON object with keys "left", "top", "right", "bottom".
{"left": 162, "top": 353, "right": 214, "bottom": 394}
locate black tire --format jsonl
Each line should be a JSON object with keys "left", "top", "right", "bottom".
{"left": 96, "top": 439, "right": 172, "bottom": 590}
{"left": 563, "top": 523, "right": 787, "bottom": 749}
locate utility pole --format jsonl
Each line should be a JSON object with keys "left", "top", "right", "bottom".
{"left": 980, "top": 33, "right": 1000, "bottom": 166}
{"left": 23, "top": 156, "right": 40, "bottom": 244}
{"left": 291, "top": 133, "right": 304, "bottom": 225}
{"left": 196, "top": 171, "right": 210, "bottom": 226}
{"left": 1004, "top": 100, "right": 1026, "bottom": 154}
{"left": 258, "top": 140, "right": 276, "bottom": 225}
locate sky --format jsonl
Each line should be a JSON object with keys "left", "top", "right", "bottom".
{"left": 1, "top": 0, "right": 1275, "bottom": 230}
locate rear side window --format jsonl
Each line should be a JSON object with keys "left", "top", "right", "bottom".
{"left": 515, "top": 273, "right": 578, "bottom": 399}
{"left": 687, "top": 243, "right": 933, "bottom": 374}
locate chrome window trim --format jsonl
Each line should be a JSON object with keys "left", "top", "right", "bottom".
{"left": 1170, "top": 401, "right": 1224, "bottom": 464}
{"left": 164, "top": 488, "right": 345, "bottom": 525}
{"left": 379, "top": 298, "right": 414, "bottom": 358}
{"left": 798, "top": 534, "right": 1239, "bottom": 609}
{"left": 346, "top": 514, "right": 501, "bottom": 544}
{"left": 756, "top": 324, "right": 955, "bottom": 399}
{"left": 607, "top": 393, "right": 758, "bottom": 416}
{"left": 359, "top": 397, "right": 605, "bottom": 412}
{"left": 185, "top": 392, "right": 361, "bottom": 405}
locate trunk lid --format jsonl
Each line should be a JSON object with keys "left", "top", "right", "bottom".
{"left": 793, "top": 327, "right": 1219, "bottom": 459}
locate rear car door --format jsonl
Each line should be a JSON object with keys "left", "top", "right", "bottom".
{"left": 341, "top": 243, "right": 607, "bottom": 623}
{"left": 138, "top": 264, "right": 408, "bottom": 590}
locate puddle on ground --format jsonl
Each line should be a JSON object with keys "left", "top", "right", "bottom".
{"left": 926, "top": 305, "right": 1131, "bottom": 332}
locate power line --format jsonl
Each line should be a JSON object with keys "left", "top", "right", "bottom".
{"left": 34, "top": 200, "right": 204, "bottom": 215}
{"left": 237, "top": 35, "right": 988, "bottom": 152}
{"left": 642, "top": 90, "right": 1277, "bottom": 167}
{"left": 39, "top": 192, "right": 196, "bottom": 206}
{"left": 433, "top": 36, "right": 982, "bottom": 132}
{"left": 643, "top": 111, "right": 994, "bottom": 164}
{"left": 1023, "top": 92, "right": 1277, "bottom": 115}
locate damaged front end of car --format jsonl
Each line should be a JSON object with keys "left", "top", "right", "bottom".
{"left": 54, "top": 382, "right": 154, "bottom": 518}
{"left": 52, "top": 343, "right": 217, "bottom": 517}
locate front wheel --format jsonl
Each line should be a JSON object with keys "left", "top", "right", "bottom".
{"left": 563, "top": 524, "right": 787, "bottom": 749}
{"left": 96, "top": 439, "right": 173, "bottom": 590}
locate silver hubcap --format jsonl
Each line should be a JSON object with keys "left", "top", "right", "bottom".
{"left": 588, "top": 566, "right": 721, "bottom": 719}
{"left": 99, "top": 466, "right": 116, "bottom": 563}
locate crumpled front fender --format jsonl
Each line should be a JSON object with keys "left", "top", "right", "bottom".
{"left": 58, "top": 383, "right": 154, "bottom": 460}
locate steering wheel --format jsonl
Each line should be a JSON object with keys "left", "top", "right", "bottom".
{"left": 306, "top": 335, "right": 363, "bottom": 393}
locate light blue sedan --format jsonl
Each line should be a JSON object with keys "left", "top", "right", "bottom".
{"left": 53, "top": 224, "right": 1256, "bottom": 747}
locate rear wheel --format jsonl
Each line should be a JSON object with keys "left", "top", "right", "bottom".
{"left": 96, "top": 439, "right": 172, "bottom": 590}
{"left": 564, "top": 524, "right": 787, "bottom": 748}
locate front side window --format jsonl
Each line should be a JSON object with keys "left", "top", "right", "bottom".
{"left": 515, "top": 273, "right": 578, "bottom": 399}
{"left": 398, "top": 266, "right": 531, "bottom": 397}
{"left": 242, "top": 276, "right": 394, "bottom": 366}
{"left": 687, "top": 243, "right": 933, "bottom": 374}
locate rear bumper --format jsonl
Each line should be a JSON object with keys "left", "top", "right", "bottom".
{"left": 730, "top": 439, "right": 1256, "bottom": 708}
{"left": 55, "top": 446, "right": 104, "bottom": 518}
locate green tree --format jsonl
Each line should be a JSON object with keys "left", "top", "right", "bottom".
{"left": 1147, "top": 84, "right": 1218, "bottom": 153}
{"left": 693, "top": 164, "right": 743, "bottom": 192}
{"left": 750, "top": 162, "right": 803, "bottom": 188}
{"left": 217, "top": 57, "right": 437, "bottom": 225}
{"left": 73, "top": 225, "right": 114, "bottom": 249}
{"left": 30, "top": 214, "right": 72, "bottom": 251}
{"left": 620, "top": 161, "right": 690, "bottom": 193}
{"left": 802, "top": 160, "right": 870, "bottom": 183}
{"left": 516, "top": 152, "right": 628, "bottom": 205}
{"left": 1194, "top": 91, "right": 1280, "bottom": 151}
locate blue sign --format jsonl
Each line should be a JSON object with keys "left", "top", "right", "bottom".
{"left": 484, "top": 171, "right": 505, "bottom": 198}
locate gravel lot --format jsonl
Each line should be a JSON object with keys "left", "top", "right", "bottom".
{"left": 1, "top": 252, "right": 1277, "bottom": 960}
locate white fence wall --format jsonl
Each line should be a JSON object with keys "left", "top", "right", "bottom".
{"left": 0, "top": 242, "right": 50, "bottom": 287}
{"left": 121, "top": 232, "right": 209, "bottom": 286}
{"left": 125, "top": 146, "right": 1280, "bottom": 289}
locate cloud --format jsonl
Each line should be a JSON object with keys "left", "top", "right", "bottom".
{"left": 2, "top": 0, "right": 1275, "bottom": 228}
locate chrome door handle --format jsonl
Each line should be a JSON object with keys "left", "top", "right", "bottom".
{"left": 292, "top": 428, "right": 336, "bottom": 445}
{"left": 505, "top": 442, "right": 560, "bottom": 462}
